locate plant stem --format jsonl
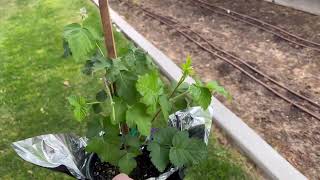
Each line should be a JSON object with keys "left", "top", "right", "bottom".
{"left": 169, "top": 75, "right": 186, "bottom": 98}
{"left": 170, "top": 91, "right": 188, "bottom": 102}
{"left": 103, "top": 77, "right": 116, "bottom": 123}
{"left": 96, "top": 42, "right": 105, "bottom": 57}
{"left": 86, "top": 101, "right": 101, "bottom": 105}
{"left": 151, "top": 74, "right": 187, "bottom": 122}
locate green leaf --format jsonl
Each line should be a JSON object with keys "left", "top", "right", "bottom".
{"left": 147, "top": 127, "right": 178, "bottom": 171}
{"left": 124, "top": 135, "right": 141, "bottom": 156}
{"left": 181, "top": 55, "right": 194, "bottom": 76}
{"left": 113, "top": 29, "right": 131, "bottom": 56}
{"left": 122, "top": 47, "right": 156, "bottom": 75}
{"left": 111, "top": 97, "right": 127, "bottom": 124}
{"left": 122, "top": 48, "right": 136, "bottom": 68}
{"left": 82, "top": 60, "right": 95, "bottom": 75}
{"left": 126, "top": 103, "right": 152, "bottom": 136}
{"left": 92, "top": 103, "right": 102, "bottom": 114}
{"left": 118, "top": 153, "right": 137, "bottom": 174}
{"left": 206, "top": 81, "right": 231, "bottom": 100}
{"left": 86, "top": 119, "right": 124, "bottom": 165}
{"left": 86, "top": 119, "right": 103, "bottom": 138}
{"left": 159, "top": 95, "right": 172, "bottom": 122}
{"left": 124, "top": 135, "right": 140, "bottom": 148}
{"left": 67, "top": 95, "right": 89, "bottom": 122}
{"left": 188, "top": 84, "right": 212, "bottom": 110}
{"left": 62, "top": 40, "right": 71, "bottom": 58}
{"left": 81, "top": 54, "right": 110, "bottom": 75}
{"left": 115, "top": 71, "right": 138, "bottom": 105}
{"left": 169, "top": 131, "right": 207, "bottom": 168}
{"left": 82, "top": 12, "right": 103, "bottom": 41}
{"left": 148, "top": 142, "right": 170, "bottom": 172}
{"left": 63, "top": 23, "right": 95, "bottom": 61}
{"left": 86, "top": 136, "right": 124, "bottom": 165}
{"left": 133, "top": 50, "right": 155, "bottom": 75}
{"left": 92, "top": 56, "right": 111, "bottom": 72}
{"left": 136, "top": 71, "right": 164, "bottom": 107}
{"left": 96, "top": 90, "right": 108, "bottom": 102}
{"left": 153, "top": 127, "right": 178, "bottom": 145}
{"left": 106, "top": 58, "right": 128, "bottom": 82}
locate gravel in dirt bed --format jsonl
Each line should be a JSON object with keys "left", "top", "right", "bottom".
{"left": 110, "top": 0, "right": 320, "bottom": 179}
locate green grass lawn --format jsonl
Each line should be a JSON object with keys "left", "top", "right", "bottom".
{"left": 0, "top": 0, "right": 101, "bottom": 179}
{"left": 0, "top": 0, "right": 254, "bottom": 179}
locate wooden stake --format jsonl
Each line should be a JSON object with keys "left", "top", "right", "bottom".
{"left": 98, "top": 0, "right": 117, "bottom": 58}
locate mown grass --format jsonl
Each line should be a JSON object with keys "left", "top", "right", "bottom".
{"left": 0, "top": 0, "right": 254, "bottom": 179}
{"left": 0, "top": 0, "right": 100, "bottom": 179}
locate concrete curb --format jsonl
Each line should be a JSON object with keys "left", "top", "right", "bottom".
{"left": 264, "top": 0, "right": 320, "bottom": 16}
{"left": 91, "top": 1, "right": 307, "bottom": 179}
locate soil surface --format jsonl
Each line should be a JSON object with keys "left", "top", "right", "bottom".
{"left": 92, "top": 149, "right": 179, "bottom": 180}
{"left": 109, "top": 0, "right": 320, "bottom": 179}
{"left": 129, "top": 149, "right": 161, "bottom": 180}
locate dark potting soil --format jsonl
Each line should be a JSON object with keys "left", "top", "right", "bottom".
{"left": 129, "top": 149, "right": 161, "bottom": 180}
{"left": 92, "top": 161, "right": 120, "bottom": 180}
{"left": 92, "top": 149, "right": 180, "bottom": 180}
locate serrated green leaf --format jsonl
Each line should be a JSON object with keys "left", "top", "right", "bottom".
{"left": 115, "top": 71, "right": 138, "bottom": 105}
{"left": 82, "top": 12, "right": 104, "bottom": 41}
{"left": 81, "top": 54, "right": 110, "bottom": 75}
{"left": 122, "top": 49, "right": 136, "bottom": 68}
{"left": 153, "top": 127, "right": 178, "bottom": 145}
{"left": 86, "top": 136, "right": 124, "bottom": 166}
{"left": 106, "top": 59, "right": 128, "bottom": 82}
{"left": 148, "top": 142, "right": 170, "bottom": 172}
{"left": 126, "top": 103, "right": 152, "bottom": 136}
{"left": 118, "top": 153, "right": 137, "bottom": 174}
{"left": 133, "top": 50, "right": 155, "bottom": 75}
{"left": 159, "top": 95, "right": 172, "bottom": 122}
{"left": 63, "top": 23, "right": 95, "bottom": 61}
{"left": 136, "top": 71, "right": 164, "bottom": 107}
{"left": 111, "top": 97, "right": 127, "bottom": 124}
{"left": 147, "top": 127, "right": 178, "bottom": 172}
{"left": 188, "top": 84, "right": 212, "bottom": 110}
{"left": 206, "top": 81, "right": 231, "bottom": 100}
{"left": 67, "top": 95, "right": 89, "bottom": 122}
{"left": 122, "top": 46, "right": 156, "bottom": 75}
{"left": 105, "top": 59, "right": 138, "bottom": 105}
{"left": 169, "top": 131, "right": 207, "bottom": 168}
{"left": 92, "top": 56, "right": 111, "bottom": 72}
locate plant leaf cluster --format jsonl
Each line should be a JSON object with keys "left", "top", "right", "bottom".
{"left": 148, "top": 127, "right": 207, "bottom": 172}
{"left": 62, "top": 10, "right": 230, "bottom": 175}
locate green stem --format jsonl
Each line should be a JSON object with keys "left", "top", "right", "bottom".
{"left": 170, "top": 91, "right": 188, "bottom": 102}
{"left": 103, "top": 77, "right": 116, "bottom": 123}
{"left": 96, "top": 42, "right": 105, "bottom": 57}
{"left": 151, "top": 74, "right": 187, "bottom": 122}
{"left": 169, "top": 75, "right": 186, "bottom": 98}
{"left": 86, "top": 101, "right": 101, "bottom": 105}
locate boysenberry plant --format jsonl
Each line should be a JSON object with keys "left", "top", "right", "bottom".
{"left": 63, "top": 8, "right": 229, "bottom": 174}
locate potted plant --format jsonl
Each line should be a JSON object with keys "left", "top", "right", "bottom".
{"left": 63, "top": 6, "right": 229, "bottom": 180}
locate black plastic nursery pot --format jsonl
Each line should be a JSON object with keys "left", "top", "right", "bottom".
{"left": 86, "top": 152, "right": 181, "bottom": 180}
